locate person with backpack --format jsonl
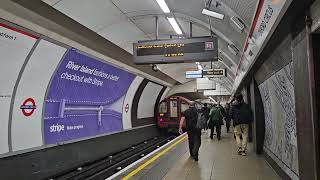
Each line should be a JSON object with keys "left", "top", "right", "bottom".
{"left": 208, "top": 102, "right": 225, "bottom": 140}
{"left": 179, "top": 102, "right": 202, "bottom": 161}
{"left": 201, "top": 103, "right": 210, "bottom": 131}
{"left": 230, "top": 94, "right": 253, "bottom": 156}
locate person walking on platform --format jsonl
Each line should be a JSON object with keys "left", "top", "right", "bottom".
{"left": 224, "top": 103, "right": 232, "bottom": 133}
{"left": 201, "top": 103, "right": 210, "bottom": 131}
{"left": 179, "top": 102, "right": 201, "bottom": 161}
{"left": 208, "top": 102, "right": 225, "bottom": 140}
{"left": 231, "top": 94, "right": 253, "bottom": 156}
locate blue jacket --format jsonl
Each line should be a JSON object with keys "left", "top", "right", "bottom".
{"left": 230, "top": 102, "right": 253, "bottom": 126}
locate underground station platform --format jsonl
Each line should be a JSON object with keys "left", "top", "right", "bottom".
{"left": 2, "top": 0, "right": 320, "bottom": 179}
{"left": 109, "top": 130, "right": 280, "bottom": 180}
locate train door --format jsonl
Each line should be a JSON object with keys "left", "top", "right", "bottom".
{"left": 158, "top": 101, "right": 168, "bottom": 118}
{"left": 169, "top": 98, "right": 178, "bottom": 122}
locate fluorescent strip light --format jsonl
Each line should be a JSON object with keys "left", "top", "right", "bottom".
{"left": 156, "top": 0, "right": 170, "bottom": 13}
{"left": 209, "top": 97, "right": 217, "bottom": 103}
{"left": 167, "top": 17, "right": 182, "bottom": 35}
{"left": 202, "top": 9, "right": 224, "bottom": 20}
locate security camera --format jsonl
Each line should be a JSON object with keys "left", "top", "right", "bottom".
{"left": 152, "top": 64, "right": 158, "bottom": 72}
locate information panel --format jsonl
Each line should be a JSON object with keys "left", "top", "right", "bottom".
{"left": 196, "top": 78, "right": 216, "bottom": 90}
{"left": 133, "top": 36, "right": 218, "bottom": 64}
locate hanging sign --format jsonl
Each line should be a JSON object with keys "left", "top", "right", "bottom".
{"left": 133, "top": 36, "right": 218, "bottom": 64}
{"left": 202, "top": 69, "right": 226, "bottom": 78}
{"left": 185, "top": 70, "right": 203, "bottom": 79}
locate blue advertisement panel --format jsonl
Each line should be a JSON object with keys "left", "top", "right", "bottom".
{"left": 44, "top": 49, "right": 135, "bottom": 144}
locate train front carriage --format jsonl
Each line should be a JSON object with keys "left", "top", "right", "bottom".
{"left": 157, "top": 96, "right": 192, "bottom": 133}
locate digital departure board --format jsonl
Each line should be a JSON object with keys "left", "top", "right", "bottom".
{"left": 133, "top": 36, "right": 218, "bottom": 64}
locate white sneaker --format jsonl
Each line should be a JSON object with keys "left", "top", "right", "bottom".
{"left": 240, "top": 151, "right": 247, "bottom": 156}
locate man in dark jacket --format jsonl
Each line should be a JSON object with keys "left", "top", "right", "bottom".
{"left": 231, "top": 94, "right": 253, "bottom": 156}
{"left": 179, "top": 102, "right": 201, "bottom": 161}
{"left": 224, "top": 103, "right": 231, "bottom": 133}
{"left": 201, "top": 103, "right": 210, "bottom": 130}
{"left": 208, "top": 102, "right": 225, "bottom": 140}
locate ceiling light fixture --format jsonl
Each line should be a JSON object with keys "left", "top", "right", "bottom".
{"left": 156, "top": 0, "right": 171, "bottom": 13}
{"left": 209, "top": 97, "right": 217, "bottom": 103}
{"left": 167, "top": 17, "right": 183, "bottom": 35}
{"left": 228, "top": 44, "right": 239, "bottom": 55}
{"left": 230, "top": 16, "right": 245, "bottom": 33}
{"left": 202, "top": 9, "right": 224, "bottom": 20}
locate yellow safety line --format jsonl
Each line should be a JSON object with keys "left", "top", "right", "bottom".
{"left": 121, "top": 134, "right": 188, "bottom": 180}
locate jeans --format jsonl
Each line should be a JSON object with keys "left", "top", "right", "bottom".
{"left": 187, "top": 129, "right": 201, "bottom": 158}
{"left": 210, "top": 124, "right": 221, "bottom": 139}
{"left": 234, "top": 124, "right": 249, "bottom": 151}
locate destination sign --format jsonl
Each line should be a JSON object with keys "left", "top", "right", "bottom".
{"left": 202, "top": 69, "right": 226, "bottom": 78}
{"left": 133, "top": 36, "right": 218, "bottom": 64}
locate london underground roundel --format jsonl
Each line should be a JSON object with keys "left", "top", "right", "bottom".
{"left": 20, "top": 98, "right": 36, "bottom": 117}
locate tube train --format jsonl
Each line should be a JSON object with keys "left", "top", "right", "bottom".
{"left": 156, "top": 96, "right": 201, "bottom": 133}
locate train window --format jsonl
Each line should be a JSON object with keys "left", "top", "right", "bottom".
{"left": 170, "top": 100, "right": 178, "bottom": 117}
{"left": 181, "top": 103, "right": 189, "bottom": 113}
{"left": 159, "top": 101, "right": 167, "bottom": 113}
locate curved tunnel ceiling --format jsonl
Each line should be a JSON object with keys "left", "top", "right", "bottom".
{"left": 42, "top": 0, "right": 259, "bottom": 91}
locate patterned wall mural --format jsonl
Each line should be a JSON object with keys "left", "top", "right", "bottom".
{"left": 259, "top": 62, "right": 299, "bottom": 178}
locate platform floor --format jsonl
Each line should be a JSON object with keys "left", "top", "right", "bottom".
{"left": 117, "top": 128, "right": 280, "bottom": 180}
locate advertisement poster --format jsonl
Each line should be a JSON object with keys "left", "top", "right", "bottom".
{"left": 44, "top": 49, "right": 135, "bottom": 144}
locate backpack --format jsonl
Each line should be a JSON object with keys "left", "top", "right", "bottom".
{"left": 196, "top": 112, "right": 207, "bottom": 129}
{"left": 210, "top": 107, "right": 224, "bottom": 121}
{"left": 208, "top": 107, "right": 225, "bottom": 126}
{"left": 240, "top": 103, "right": 253, "bottom": 124}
